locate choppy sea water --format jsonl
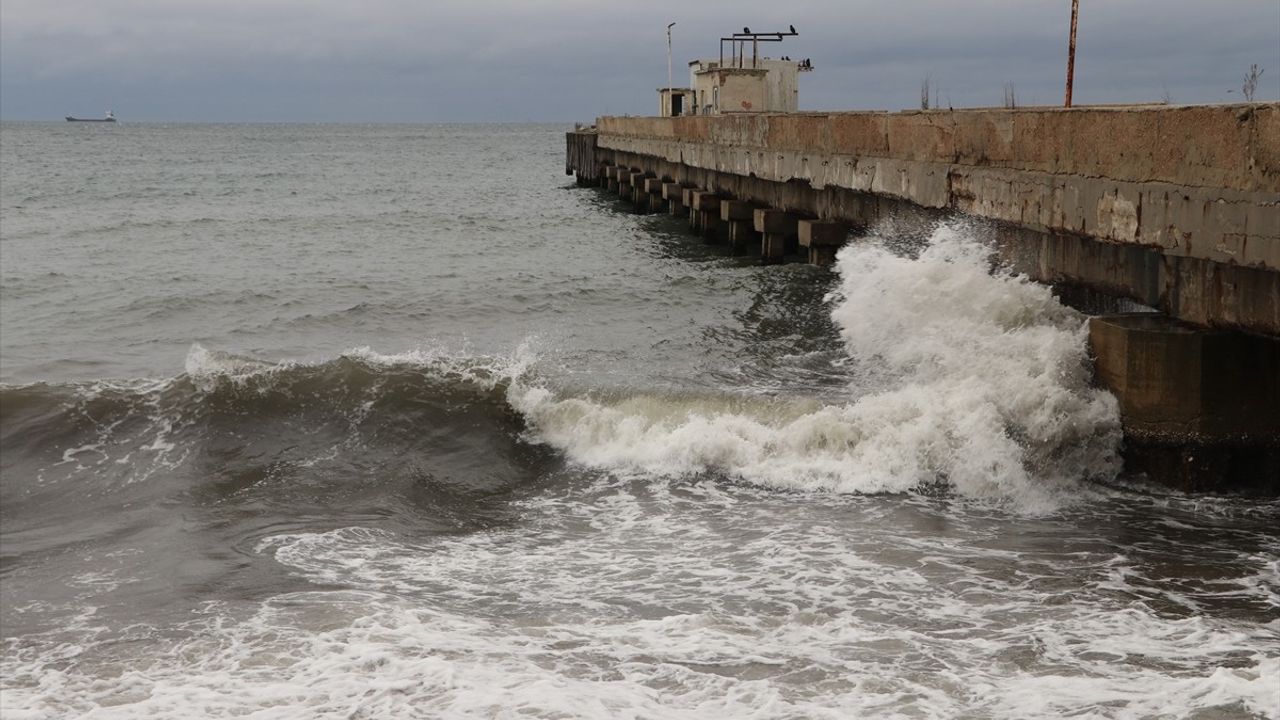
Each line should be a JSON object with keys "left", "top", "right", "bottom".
{"left": 1, "top": 122, "right": 1277, "bottom": 719}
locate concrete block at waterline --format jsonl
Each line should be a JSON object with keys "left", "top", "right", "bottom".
{"left": 720, "top": 200, "right": 755, "bottom": 223}
{"left": 808, "top": 245, "right": 840, "bottom": 266}
{"left": 644, "top": 178, "right": 665, "bottom": 195}
{"left": 727, "top": 220, "right": 758, "bottom": 254}
{"left": 603, "top": 166, "right": 618, "bottom": 180}
{"left": 629, "top": 172, "right": 649, "bottom": 188}
{"left": 754, "top": 209, "right": 799, "bottom": 236}
{"left": 798, "top": 220, "right": 850, "bottom": 247}
{"left": 1088, "top": 313, "right": 1280, "bottom": 441}
{"left": 690, "top": 192, "right": 721, "bottom": 213}
{"left": 762, "top": 233, "right": 789, "bottom": 263}
{"left": 662, "top": 182, "right": 684, "bottom": 201}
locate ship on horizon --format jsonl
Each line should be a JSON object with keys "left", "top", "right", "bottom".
{"left": 66, "top": 110, "right": 116, "bottom": 122}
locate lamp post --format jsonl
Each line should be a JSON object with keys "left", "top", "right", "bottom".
{"left": 667, "top": 22, "right": 676, "bottom": 116}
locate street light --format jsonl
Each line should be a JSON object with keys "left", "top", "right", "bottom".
{"left": 667, "top": 22, "right": 676, "bottom": 116}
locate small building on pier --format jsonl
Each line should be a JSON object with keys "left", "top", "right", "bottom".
{"left": 658, "top": 27, "right": 811, "bottom": 116}
{"left": 658, "top": 87, "right": 695, "bottom": 118}
{"left": 687, "top": 58, "right": 801, "bottom": 115}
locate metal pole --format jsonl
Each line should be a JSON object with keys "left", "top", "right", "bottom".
{"left": 1065, "top": 0, "right": 1079, "bottom": 107}
{"left": 667, "top": 22, "right": 675, "bottom": 115}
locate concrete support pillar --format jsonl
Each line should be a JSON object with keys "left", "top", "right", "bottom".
{"left": 798, "top": 220, "right": 850, "bottom": 266}
{"left": 721, "top": 201, "right": 758, "bottom": 255}
{"left": 643, "top": 178, "right": 665, "bottom": 213}
{"left": 615, "top": 167, "right": 633, "bottom": 198}
{"left": 662, "top": 182, "right": 685, "bottom": 216}
{"left": 597, "top": 162, "right": 613, "bottom": 188}
{"left": 682, "top": 189, "right": 699, "bottom": 230}
{"left": 628, "top": 172, "right": 650, "bottom": 211}
{"left": 611, "top": 167, "right": 627, "bottom": 198}
{"left": 690, "top": 192, "right": 724, "bottom": 243}
{"left": 1088, "top": 313, "right": 1280, "bottom": 493}
{"left": 754, "top": 209, "right": 799, "bottom": 264}
{"left": 604, "top": 166, "right": 619, "bottom": 193}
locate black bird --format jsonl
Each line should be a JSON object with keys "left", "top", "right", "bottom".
{"left": 743, "top": 26, "right": 751, "bottom": 34}
{"left": 790, "top": 24, "right": 797, "bottom": 34}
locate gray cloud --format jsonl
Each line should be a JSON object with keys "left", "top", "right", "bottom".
{"left": 2, "top": 0, "right": 1276, "bottom": 122}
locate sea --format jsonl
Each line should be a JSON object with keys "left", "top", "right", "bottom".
{"left": 1, "top": 122, "right": 1277, "bottom": 719}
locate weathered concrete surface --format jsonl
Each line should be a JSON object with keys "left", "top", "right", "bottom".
{"left": 594, "top": 105, "right": 1278, "bottom": 194}
{"left": 573, "top": 104, "right": 1280, "bottom": 334}
{"left": 594, "top": 107, "right": 1278, "bottom": 268}
{"left": 1088, "top": 314, "right": 1280, "bottom": 494}
{"left": 721, "top": 201, "right": 758, "bottom": 254}
{"left": 1089, "top": 314, "right": 1280, "bottom": 441}
{"left": 755, "top": 209, "right": 800, "bottom": 263}
{"left": 799, "top": 220, "right": 851, "bottom": 266}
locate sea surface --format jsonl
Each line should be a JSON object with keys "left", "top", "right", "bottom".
{"left": 1, "top": 122, "right": 1277, "bottom": 719}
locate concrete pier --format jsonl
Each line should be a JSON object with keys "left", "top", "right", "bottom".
{"left": 567, "top": 103, "right": 1280, "bottom": 492}
{"left": 572, "top": 104, "right": 1279, "bottom": 333}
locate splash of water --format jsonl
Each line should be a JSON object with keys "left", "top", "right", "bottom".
{"left": 509, "top": 223, "right": 1121, "bottom": 511}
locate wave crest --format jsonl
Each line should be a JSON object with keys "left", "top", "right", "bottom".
{"left": 508, "top": 224, "right": 1121, "bottom": 512}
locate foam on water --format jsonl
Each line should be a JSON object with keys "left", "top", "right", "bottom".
{"left": 508, "top": 224, "right": 1121, "bottom": 512}
{"left": 4, "top": 480, "right": 1276, "bottom": 719}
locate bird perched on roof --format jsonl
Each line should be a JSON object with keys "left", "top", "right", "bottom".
{"left": 743, "top": 27, "right": 751, "bottom": 34}
{"left": 790, "top": 24, "right": 797, "bottom": 34}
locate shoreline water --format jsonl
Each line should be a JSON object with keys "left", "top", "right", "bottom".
{"left": 2, "top": 122, "right": 1277, "bottom": 718}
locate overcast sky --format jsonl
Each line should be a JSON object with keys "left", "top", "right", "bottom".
{"left": 2, "top": 0, "right": 1277, "bottom": 122}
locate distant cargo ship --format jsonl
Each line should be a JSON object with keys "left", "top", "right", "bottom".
{"left": 66, "top": 111, "right": 116, "bottom": 122}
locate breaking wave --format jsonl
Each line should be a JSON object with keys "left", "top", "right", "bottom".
{"left": 508, "top": 224, "right": 1122, "bottom": 512}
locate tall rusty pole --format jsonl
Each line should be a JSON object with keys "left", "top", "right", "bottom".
{"left": 1065, "top": 0, "right": 1079, "bottom": 107}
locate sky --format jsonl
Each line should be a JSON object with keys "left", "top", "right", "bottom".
{"left": 2, "top": 0, "right": 1277, "bottom": 122}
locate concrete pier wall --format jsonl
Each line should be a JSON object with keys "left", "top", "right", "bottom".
{"left": 573, "top": 104, "right": 1280, "bottom": 335}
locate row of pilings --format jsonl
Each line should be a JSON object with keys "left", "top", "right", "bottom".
{"left": 579, "top": 160, "right": 853, "bottom": 267}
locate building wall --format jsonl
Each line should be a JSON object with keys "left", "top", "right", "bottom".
{"left": 717, "top": 71, "right": 768, "bottom": 112}
{"left": 688, "top": 59, "right": 800, "bottom": 114}
{"left": 658, "top": 89, "right": 693, "bottom": 117}
{"left": 758, "top": 59, "right": 799, "bottom": 113}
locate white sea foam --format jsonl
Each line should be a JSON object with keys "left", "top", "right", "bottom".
{"left": 6, "top": 481, "right": 1275, "bottom": 719}
{"left": 344, "top": 340, "right": 539, "bottom": 391}
{"left": 507, "top": 223, "right": 1121, "bottom": 512}
{"left": 183, "top": 342, "right": 293, "bottom": 384}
